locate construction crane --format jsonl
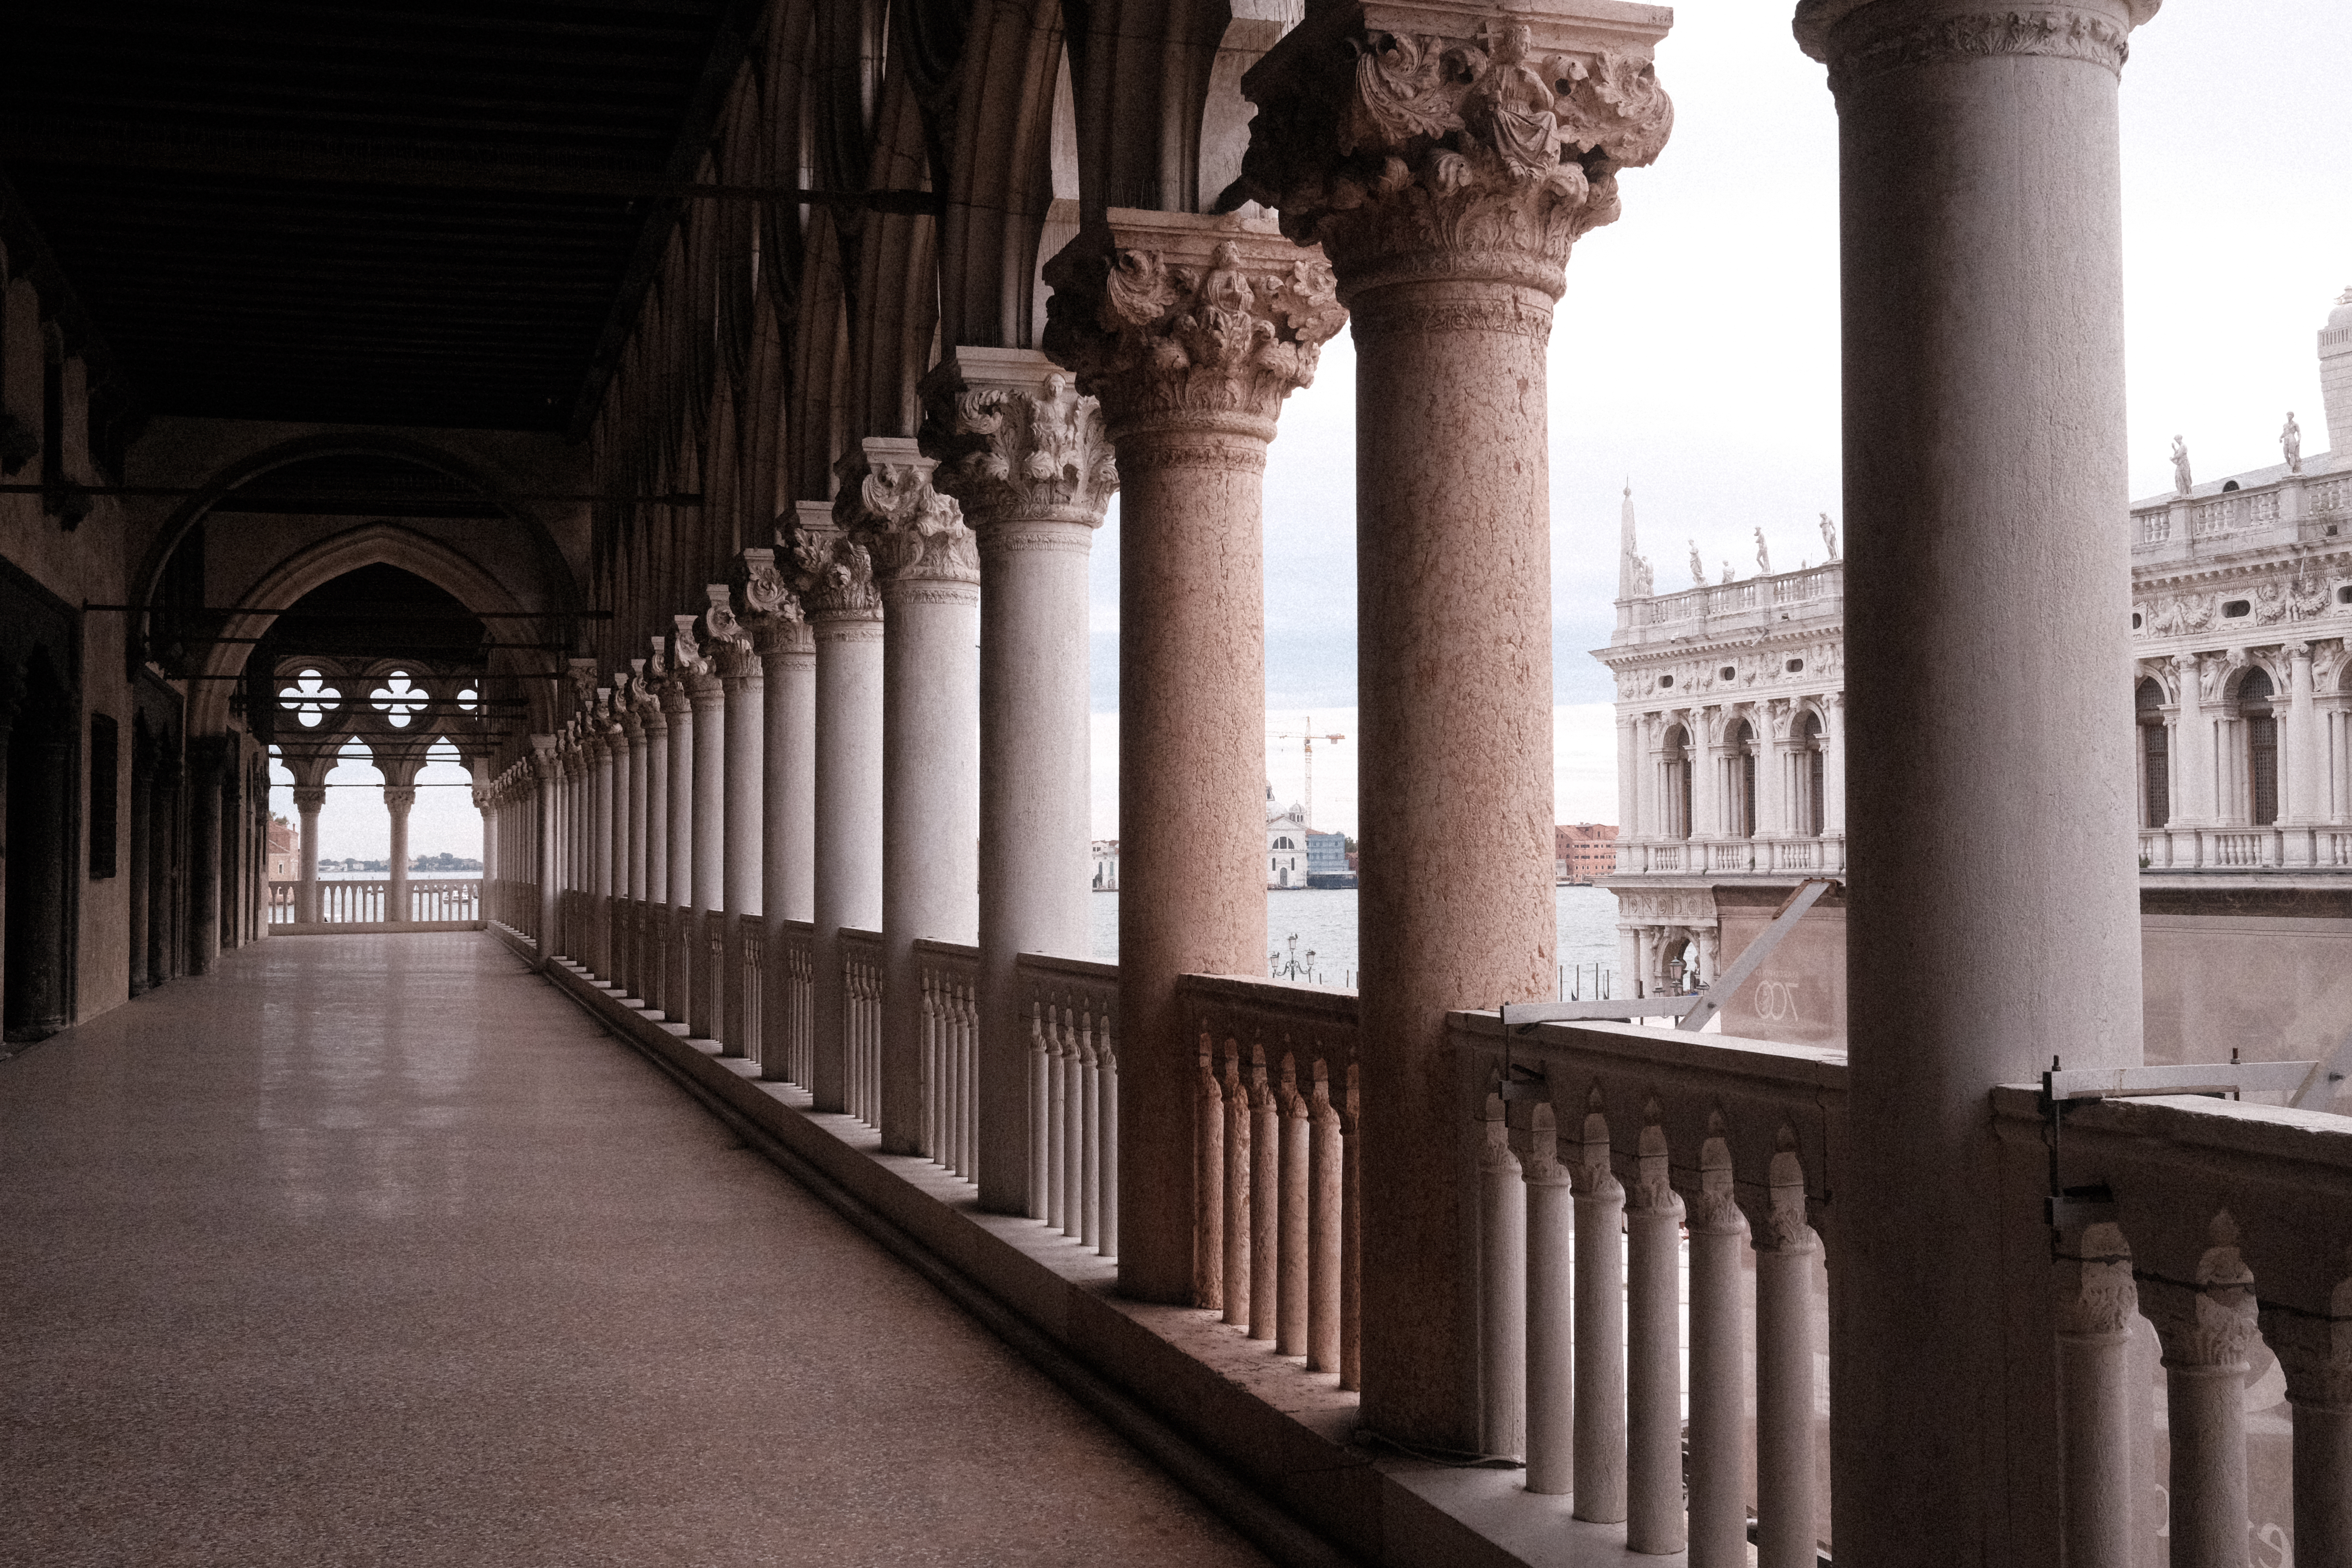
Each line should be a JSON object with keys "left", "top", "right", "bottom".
{"left": 1267, "top": 717, "right": 1345, "bottom": 831}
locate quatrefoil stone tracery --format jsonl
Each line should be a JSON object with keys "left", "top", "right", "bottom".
{"left": 278, "top": 669, "right": 342, "bottom": 729}
{"left": 370, "top": 671, "right": 429, "bottom": 728}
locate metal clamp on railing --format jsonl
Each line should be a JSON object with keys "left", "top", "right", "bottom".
{"left": 2039, "top": 1052, "right": 2319, "bottom": 1233}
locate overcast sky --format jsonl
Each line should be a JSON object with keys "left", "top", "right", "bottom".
{"left": 286, "top": 0, "right": 2352, "bottom": 858}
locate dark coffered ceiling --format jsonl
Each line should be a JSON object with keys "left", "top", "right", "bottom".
{"left": 0, "top": 0, "right": 755, "bottom": 432}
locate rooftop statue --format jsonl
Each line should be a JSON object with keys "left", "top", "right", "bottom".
{"left": 2171, "top": 435, "right": 2193, "bottom": 496}
{"left": 2283, "top": 412, "right": 2303, "bottom": 474}
{"left": 1754, "top": 527, "right": 1771, "bottom": 575}
{"left": 1688, "top": 541, "right": 1704, "bottom": 589}
{"left": 1819, "top": 511, "right": 1839, "bottom": 559}
{"left": 1720, "top": 560, "right": 1734, "bottom": 585}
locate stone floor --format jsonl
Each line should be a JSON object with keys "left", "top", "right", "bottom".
{"left": 0, "top": 933, "right": 1269, "bottom": 1567}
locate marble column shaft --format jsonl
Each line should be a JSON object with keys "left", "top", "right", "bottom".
{"left": 686, "top": 653, "right": 726, "bottom": 1042}
{"left": 1045, "top": 210, "right": 1345, "bottom": 1301}
{"left": 743, "top": 547, "right": 817, "bottom": 1086}
{"left": 531, "top": 737, "right": 560, "bottom": 967}
{"left": 663, "top": 674, "right": 696, "bottom": 1021}
{"left": 712, "top": 597, "right": 764, "bottom": 1057}
{"left": 188, "top": 740, "right": 226, "bottom": 973}
{"left": 843, "top": 437, "right": 981, "bottom": 1156}
{"left": 294, "top": 785, "right": 324, "bottom": 924}
{"left": 923, "top": 347, "right": 1114, "bottom": 1212}
{"left": 1238, "top": 0, "right": 1672, "bottom": 1445}
{"left": 1793, "top": 0, "right": 2157, "bottom": 1559}
{"left": 788, "top": 499, "right": 885, "bottom": 1114}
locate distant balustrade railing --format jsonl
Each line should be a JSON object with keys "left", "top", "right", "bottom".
{"left": 1454, "top": 1011, "right": 1843, "bottom": 1559}
{"left": 841, "top": 927, "right": 885, "bottom": 1127}
{"left": 1021, "top": 954, "right": 1120, "bottom": 1256}
{"left": 774, "top": 921, "right": 816, "bottom": 1089}
{"left": 673, "top": 906, "right": 697, "bottom": 1028}
{"left": 739, "top": 916, "right": 764, "bottom": 1073}
{"left": 2323, "top": 829, "right": 2352, "bottom": 868}
{"left": 268, "top": 880, "right": 298, "bottom": 923}
{"left": 1186, "top": 974, "right": 1361, "bottom": 1386}
{"left": 2136, "top": 507, "right": 2172, "bottom": 544}
{"left": 1993, "top": 1080, "right": 2352, "bottom": 1566}
{"left": 269, "top": 878, "right": 482, "bottom": 926}
{"left": 1631, "top": 563, "right": 1844, "bottom": 630}
{"left": 408, "top": 881, "right": 481, "bottom": 922}
{"left": 916, "top": 940, "right": 981, "bottom": 1181}
{"left": 1613, "top": 836, "right": 1843, "bottom": 876}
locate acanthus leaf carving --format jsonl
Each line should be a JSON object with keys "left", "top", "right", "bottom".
{"left": 921, "top": 365, "right": 1120, "bottom": 523}
{"left": 837, "top": 444, "right": 980, "bottom": 586}
{"left": 1234, "top": 14, "right": 1672, "bottom": 298}
{"left": 780, "top": 508, "right": 882, "bottom": 621}
{"left": 1042, "top": 224, "right": 1346, "bottom": 432}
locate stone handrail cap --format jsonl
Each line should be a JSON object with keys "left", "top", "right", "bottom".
{"left": 1793, "top": 0, "right": 2160, "bottom": 62}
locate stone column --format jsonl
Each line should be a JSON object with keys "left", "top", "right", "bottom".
{"left": 662, "top": 660, "right": 695, "bottom": 1022}
{"left": 616, "top": 676, "right": 647, "bottom": 995}
{"left": 1614, "top": 710, "right": 1639, "bottom": 849}
{"left": 1791, "top": 2, "right": 2158, "bottom": 1559}
{"left": 708, "top": 587, "right": 765, "bottom": 1056}
{"left": 599, "top": 691, "right": 625, "bottom": 972}
{"left": 743, "top": 548, "right": 817, "bottom": 1085}
{"left": 128, "top": 741, "right": 153, "bottom": 986}
{"left": 2054, "top": 1222, "right": 2138, "bottom": 1568}
{"left": 218, "top": 759, "right": 243, "bottom": 951}
{"left": 2287, "top": 640, "right": 2319, "bottom": 862}
{"left": 188, "top": 739, "right": 227, "bottom": 973}
{"left": 1237, "top": 2, "right": 1672, "bottom": 1445}
{"left": 2175, "top": 653, "right": 2213, "bottom": 826}
{"left": 840, "top": 438, "right": 982, "bottom": 1155}
{"left": 1821, "top": 691, "right": 1848, "bottom": 836}
{"left": 384, "top": 784, "right": 416, "bottom": 925}
{"left": 923, "top": 349, "right": 1116, "bottom": 1212}
{"left": 292, "top": 783, "right": 325, "bottom": 924}
{"left": 1045, "top": 213, "right": 1345, "bottom": 1301}
{"left": 2144, "top": 1218, "right": 2261, "bottom": 1568}
{"left": 150, "top": 752, "right": 180, "bottom": 983}
{"left": 2265, "top": 1289, "right": 2352, "bottom": 1568}
{"left": 530, "top": 735, "right": 560, "bottom": 967}
{"left": 785, "top": 500, "right": 885, "bottom": 1114}
{"left": 673, "top": 616, "right": 726, "bottom": 1042}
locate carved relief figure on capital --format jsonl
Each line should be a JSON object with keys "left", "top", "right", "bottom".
{"left": 838, "top": 452, "right": 980, "bottom": 585}
{"left": 1228, "top": 13, "right": 1673, "bottom": 287}
{"left": 1042, "top": 232, "right": 1348, "bottom": 427}
{"left": 924, "top": 369, "right": 1120, "bottom": 518}
{"left": 780, "top": 512, "right": 883, "bottom": 619}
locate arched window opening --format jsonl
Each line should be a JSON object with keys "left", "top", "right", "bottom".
{"left": 2135, "top": 678, "right": 2170, "bottom": 828}
{"left": 1730, "top": 719, "right": 1758, "bottom": 840}
{"left": 1662, "top": 725, "right": 1692, "bottom": 841}
{"left": 2239, "top": 667, "right": 2278, "bottom": 826}
{"left": 1272, "top": 836, "right": 1295, "bottom": 851}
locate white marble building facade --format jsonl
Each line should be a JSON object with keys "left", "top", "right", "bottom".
{"left": 1601, "top": 288, "right": 2352, "bottom": 1044}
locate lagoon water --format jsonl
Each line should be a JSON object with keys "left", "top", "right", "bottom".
{"left": 1090, "top": 884, "right": 1622, "bottom": 995}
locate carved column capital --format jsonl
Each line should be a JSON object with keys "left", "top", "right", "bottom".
{"left": 2262, "top": 1278, "right": 2352, "bottom": 1413}
{"left": 2141, "top": 1213, "right": 2262, "bottom": 1372}
{"left": 1795, "top": 1, "right": 2147, "bottom": 92}
{"left": 291, "top": 785, "right": 327, "bottom": 811}
{"left": 1233, "top": 4, "right": 1673, "bottom": 303}
{"left": 702, "top": 584, "right": 761, "bottom": 681}
{"left": 781, "top": 499, "right": 883, "bottom": 623}
{"left": 2053, "top": 1221, "right": 2137, "bottom": 1339}
{"left": 738, "top": 547, "right": 813, "bottom": 658}
{"left": 835, "top": 437, "right": 980, "bottom": 589}
{"left": 1043, "top": 212, "right": 1346, "bottom": 441}
{"left": 382, "top": 786, "right": 417, "bottom": 811}
{"left": 566, "top": 657, "right": 599, "bottom": 716}
{"left": 918, "top": 347, "right": 1120, "bottom": 529}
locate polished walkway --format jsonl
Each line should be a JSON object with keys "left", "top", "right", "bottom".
{"left": 0, "top": 934, "right": 1268, "bottom": 1567}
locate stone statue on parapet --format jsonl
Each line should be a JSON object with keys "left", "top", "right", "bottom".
{"left": 1688, "top": 541, "right": 1704, "bottom": 588}
{"left": 2283, "top": 413, "right": 2303, "bottom": 474}
{"left": 1819, "top": 511, "right": 1838, "bottom": 559}
{"left": 1754, "top": 527, "right": 1771, "bottom": 576}
{"left": 2171, "top": 435, "right": 2193, "bottom": 496}
{"left": 1720, "top": 560, "right": 1734, "bottom": 585}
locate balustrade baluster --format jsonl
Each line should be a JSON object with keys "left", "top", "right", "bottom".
{"left": 1098, "top": 1023, "right": 1119, "bottom": 1259}
{"left": 1307, "top": 1061, "right": 1342, "bottom": 1375}
{"left": 1196, "top": 1039, "right": 1223, "bottom": 1309}
{"left": 1523, "top": 1103, "right": 1574, "bottom": 1495}
{"left": 1480, "top": 1094, "right": 1526, "bottom": 1460}
{"left": 1062, "top": 1019, "right": 1085, "bottom": 1239}
{"left": 1029, "top": 998, "right": 1051, "bottom": 1219}
{"left": 1339, "top": 1062, "right": 1360, "bottom": 1391}
{"left": 1687, "top": 1126, "right": 1749, "bottom": 1568}
{"left": 2055, "top": 1221, "right": 2137, "bottom": 1568}
{"left": 2147, "top": 1213, "right": 2260, "bottom": 1568}
{"left": 1754, "top": 1131, "right": 1817, "bottom": 1568}
{"left": 1079, "top": 1010, "right": 1100, "bottom": 1246}
{"left": 921, "top": 975, "right": 940, "bottom": 1158}
{"left": 1248, "top": 1049, "right": 1280, "bottom": 1342}
{"left": 1572, "top": 1093, "right": 1626, "bottom": 1524}
{"left": 1625, "top": 1112, "right": 1685, "bottom": 1554}
{"left": 1222, "top": 1046, "right": 1251, "bottom": 1328}
{"left": 1047, "top": 1005, "right": 1070, "bottom": 1231}
{"left": 1276, "top": 1054, "right": 1309, "bottom": 1357}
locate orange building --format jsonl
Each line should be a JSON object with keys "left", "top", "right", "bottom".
{"left": 1555, "top": 823, "right": 1619, "bottom": 884}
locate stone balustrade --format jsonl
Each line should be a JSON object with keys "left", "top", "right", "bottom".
{"left": 1185, "top": 974, "right": 1362, "bottom": 1387}
{"left": 1021, "top": 953, "right": 1119, "bottom": 1257}
{"left": 268, "top": 877, "right": 482, "bottom": 930}
{"left": 1616, "top": 834, "right": 1847, "bottom": 877}
{"left": 840, "top": 927, "right": 885, "bottom": 1128}
{"left": 2130, "top": 467, "right": 2352, "bottom": 550}
{"left": 1455, "top": 1009, "right": 1840, "bottom": 1562}
{"left": 2142, "top": 825, "right": 2352, "bottom": 871}
{"left": 773, "top": 920, "right": 817, "bottom": 1091}
{"left": 915, "top": 939, "right": 980, "bottom": 1180}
